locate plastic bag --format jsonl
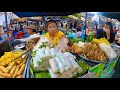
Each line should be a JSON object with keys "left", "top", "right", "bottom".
{"left": 55, "top": 38, "right": 69, "bottom": 53}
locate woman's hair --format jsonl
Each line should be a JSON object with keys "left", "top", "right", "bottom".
{"left": 20, "top": 25, "right": 23, "bottom": 31}
{"left": 46, "top": 20, "right": 57, "bottom": 28}
{"left": 105, "top": 22, "right": 114, "bottom": 33}
{"left": 32, "top": 29, "right": 36, "bottom": 33}
{"left": 105, "top": 22, "right": 115, "bottom": 43}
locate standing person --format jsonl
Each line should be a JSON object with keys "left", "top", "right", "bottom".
{"left": 69, "top": 22, "right": 73, "bottom": 29}
{"left": 23, "top": 25, "right": 30, "bottom": 38}
{"left": 61, "top": 21, "right": 63, "bottom": 28}
{"left": 96, "top": 25, "right": 104, "bottom": 39}
{"left": 12, "top": 27, "right": 18, "bottom": 39}
{"left": 16, "top": 25, "right": 24, "bottom": 39}
{"left": 38, "top": 25, "right": 46, "bottom": 35}
{"left": 102, "top": 22, "right": 115, "bottom": 43}
{"left": 76, "top": 23, "right": 82, "bottom": 32}
{"left": 115, "top": 29, "right": 120, "bottom": 45}
{"left": 113, "top": 27, "right": 118, "bottom": 35}
{"left": 19, "top": 25, "right": 24, "bottom": 32}
{"left": 58, "top": 22, "right": 61, "bottom": 30}
{"left": 74, "top": 22, "right": 77, "bottom": 29}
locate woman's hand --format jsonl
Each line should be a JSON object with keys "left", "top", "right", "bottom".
{"left": 55, "top": 37, "right": 69, "bottom": 53}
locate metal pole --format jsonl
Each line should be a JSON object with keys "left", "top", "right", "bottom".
{"left": 4, "top": 12, "right": 12, "bottom": 50}
{"left": 85, "top": 12, "right": 87, "bottom": 41}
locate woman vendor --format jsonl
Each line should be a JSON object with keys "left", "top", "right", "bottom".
{"left": 43, "top": 20, "right": 69, "bottom": 52}
{"left": 13, "top": 24, "right": 41, "bottom": 48}
{"left": 15, "top": 24, "right": 40, "bottom": 42}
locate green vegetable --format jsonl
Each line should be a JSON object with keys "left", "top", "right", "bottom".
{"left": 56, "top": 70, "right": 60, "bottom": 74}
{"left": 30, "top": 62, "right": 51, "bottom": 78}
{"left": 69, "top": 37, "right": 83, "bottom": 44}
{"left": 86, "top": 35, "right": 93, "bottom": 42}
{"left": 78, "top": 60, "right": 91, "bottom": 74}
{"left": 34, "top": 71, "right": 51, "bottom": 78}
{"left": 73, "top": 60, "right": 91, "bottom": 78}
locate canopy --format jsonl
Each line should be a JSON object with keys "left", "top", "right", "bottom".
{"left": 13, "top": 12, "right": 120, "bottom": 22}
{"left": 13, "top": 12, "right": 79, "bottom": 17}
{"left": 98, "top": 12, "right": 120, "bottom": 21}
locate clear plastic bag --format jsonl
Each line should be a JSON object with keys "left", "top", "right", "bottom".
{"left": 55, "top": 38, "right": 69, "bottom": 53}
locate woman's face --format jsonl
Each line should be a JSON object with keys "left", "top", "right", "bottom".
{"left": 78, "top": 24, "right": 82, "bottom": 28}
{"left": 103, "top": 24, "right": 110, "bottom": 32}
{"left": 27, "top": 28, "right": 32, "bottom": 35}
{"left": 47, "top": 22, "right": 57, "bottom": 36}
{"left": 40, "top": 26, "right": 44, "bottom": 30}
{"left": 104, "top": 24, "right": 110, "bottom": 30}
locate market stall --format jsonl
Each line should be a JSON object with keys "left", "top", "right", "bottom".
{"left": 0, "top": 12, "right": 120, "bottom": 78}
{"left": 16, "top": 12, "right": 120, "bottom": 78}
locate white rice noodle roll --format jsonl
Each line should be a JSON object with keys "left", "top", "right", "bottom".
{"left": 66, "top": 57, "right": 79, "bottom": 69}
{"left": 56, "top": 53, "right": 69, "bottom": 71}
{"left": 38, "top": 48, "right": 45, "bottom": 59}
{"left": 50, "top": 48, "right": 56, "bottom": 57}
{"left": 45, "top": 47, "right": 51, "bottom": 59}
{"left": 76, "top": 66, "right": 83, "bottom": 74}
{"left": 63, "top": 55, "right": 73, "bottom": 69}
{"left": 61, "top": 69, "right": 74, "bottom": 78}
{"left": 100, "top": 43, "right": 117, "bottom": 59}
{"left": 55, "top": 57, "right": 65, "bottom": 73}
{"left": 64, "top": 52, "right": 76, "bottom": 59}
{"left": 49, "top": 58, "right": 59, "bottom": 73}
{"left": 48, "top": 68, "right": 58, "bottom": 78}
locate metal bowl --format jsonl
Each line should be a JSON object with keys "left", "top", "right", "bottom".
{"left": 14, "top": 43, "right": 26, "bottom": 50}
{"left": 79, "top": 54, "right": 117, "bottom": 64}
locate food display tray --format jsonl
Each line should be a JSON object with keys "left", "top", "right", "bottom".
{"left": 22, "top": 51, "right": 32, "bottom": 78}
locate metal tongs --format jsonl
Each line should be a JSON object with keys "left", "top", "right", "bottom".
{"left": 13, "top": 47, "right": 32, "bottom": 62}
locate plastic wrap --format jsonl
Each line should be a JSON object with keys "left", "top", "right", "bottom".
{"left": 48, "top": 68, "right": 58, "bottom": 78}
{"left": 57, "top": 53, "right": 69, "bottom": 71}
{"left": 50, "top": 48, "right": 57, "bottom": 57}
{"left": 49, "top": 58, "right": 59, "bottom": 73}
{"left": 38, "top": 48, "right": 45, "bottom": 59}
{"left": 64, "top": 52, "right": 76, "bottom": 59}
{"left": 55, "top": 38, "right": 69, "bottom": 53}
{"left": 55, "top": 57, "right": 64, "bottom": 73}
{"left": 67, "top": 57, "right": 78, "bottom": 69}
{"left": 100, "top": 43, "right": 117, "bottom": 59}
{"left": 45, "top": 47, "right": 51, "bottom": 58}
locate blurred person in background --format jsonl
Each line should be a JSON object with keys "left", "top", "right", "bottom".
{"left": 115, "top": 29, "right": 120, "bottom": 45}
{"left": 102, "top": 22, "right": 115, "bottom": 43}
{"left": 76, "top": 23, "right": 82, "bottom": 32}
{"left": 113, "top": 27, "right": 118, "bottom": 35}
{"left": 39, "top": 25, "right": 46, "bottom": 35}
{"left": 14, "top": 24, "right": 40, "bottom": 43}
{"left": 96, "top": 24, "right": 104, "bottom": 39}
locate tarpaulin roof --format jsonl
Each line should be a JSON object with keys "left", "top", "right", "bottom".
{"left": 13, "top": 12, "right": 120, "bottom": 22}
{"left": 13, "top": 12, "right": 79, "bottom": 17}
{"left": 100, "top": 12, "right": 120, "bottom": 21}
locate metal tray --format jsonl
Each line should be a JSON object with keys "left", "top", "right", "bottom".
{"left": 26, "top": 54, "right": 32, "bottom": 78}
{"left": 22, "top": 51, "right": 31, "bottom": 78}
{"left": 80, "top": 55, "right": 118, "bottom": 64}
